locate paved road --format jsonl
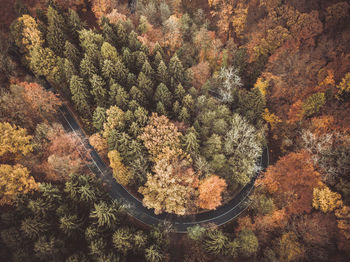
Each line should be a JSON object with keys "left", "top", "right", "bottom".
{"left": 58, "top": 105, "right": 269, "bottom": 233}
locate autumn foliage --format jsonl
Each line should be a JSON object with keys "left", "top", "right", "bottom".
{"left": 198, "top": 175, "right": 227, "bottom": 210}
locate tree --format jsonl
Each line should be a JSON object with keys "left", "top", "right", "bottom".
{"left": 145, "top": 245, "right": 164, "bottom": 262}
{"left": 102, "top": 106, "right": 125, "bottom": 138}
{"left": 336, "top": 72, "right": 350, "bottom": 99}
{"left": 46, "top": 6, "right": 66, "bottom": 56}
{"left": 154, "top": 83, "right": 172, "bottom": 107}
{"left": 139, "top": 157, "right": 197, "bottom": 215}
{"left": 90, "top": 74, "right": 107, "bottom": 107}
{"left": 0, "top": 122, "right": 33, "bottom": 159}
{"left": 90, "top": 201, "right": 119, "bottom": 228}
{"left": 80, "top": 54, "right": 98, "bottom": 79}
{"left": 64, "top": 41, "right": 80, "bottom": 67}
{"left": 67, "top": 8, "right": 85, "bottom": 41}
{"left": 108, "top": 150, "right": 132, "bottom": 186}
{"left": 59, "top": 214, "right": 82, "bottom": 237}
{"left": 10, "top": 14, "right": 44, "bottom": 54}
{"left": 203, "top": 228, "right": 228, "bottom": 256}
{"left": 302, "top": 92, "right": 326, "bottom": 118}
{"left": 89, "top": 133, "right": 108, "bottom": 156}
{"left": 0, "top": 164, "right": 37, "bottom": 205}
{"left": 29, "top": 46, "right": 58, "bottom": 79}
{"left": 139, "top": 113, "right": 181, "bottom": 159}
{"left": 257, "top": 151, "right": 321, "bottom": 216}
{"left": 224, "top": 114, "right": 262, "bottom": 186}
{"left": 112, "top": 228, "right": 133, "bottom": 255}
{"left": 157, "top": 60, "right": 169, "bottom": 85}
{"left": 237, "top": 229, "right": 259, "bottom": 257}
{"left": 278, "top": 232, "right": 305, "bottom": 262}
{"left": 312, "top": 184, "right": 343, "bottom": 213}
{"left": 169, "top": 54, "right": 184, "bottom": 84}
{"left": 34, "top": 235, "right": 64, "bottom": 260}
{"left": 182, "top": 127, "right": 200, "bottom": 155}
{"left": 21, "top": 216, "right": 49, "bottom": 239}
{"left": 101, "top": 42, "right": 119, "bottom": 63}
{"left": 70, "top": 75, "right": 90, "bottom": 114}
{"left": 92, "top": 107, "right": 106, "bottom": 131}
{"left": 217, "top": 66, "right": 242, "bottom": 103}
{"left": 198, "top": 175, "right": 227, "bottom": 210}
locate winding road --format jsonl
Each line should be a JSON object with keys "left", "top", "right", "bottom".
{"left": 57, "top": 104, "right": 269, "bottom": 233}
{"left": 9, "top": 45, "right": 269, "bottom": 232}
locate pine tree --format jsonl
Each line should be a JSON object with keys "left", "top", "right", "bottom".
{"left": 203, "top": 229, "right": 229, "bottom": 256}
{"left": 182, "top": 94, "right": 194, "bottom": 113}
{"left": 136, "top": 51, "right": 147, "bottom": 72}
{"left": 154, "top": 51, "right": 163, "bottom": 68}
{"left": 100, "top": 17, "right": 117, "bottom": 45}
{"left": 67, "top": 8, "right": 85, "bottom": 42}
{"left": 27, "top": 198, "right": 53, "bottom": 218}
{"left": 122, "top": 48, "right": 133, "bottom": 69}
{"left": 80, "top": 54, "right": 98, "bottom": 80}
{"left": 145, "top": 245, "right": 164, "bottom": 262}
{"left": 46, "top": 6, "right": 66, "bottom": 56}
{"left": 21, "top": 216, "right": 49, "bottom": 239}
{"left": 64, "top": 41, "right": 80, "bottom": 67}
{"left": 127, "top": 72, "right": 137, "bottom": 88}
{"left": 182, "top": 127, "right": 200, "bottom": 155}
{"left": 172, "top": 100, "right": 180, "bottom": 116}
{"left": 64, "top": 58, "right": 77, "bottom": 85}
{"left": 154, "top": 83, "right": 172, "bottom": 107}
{"left": 138, "top": 72, "right": 154, "bottom": 99}
{"left": 101, "top": 42, "right": 119, "bottom": 63}
{"left": 115, "top": 21, "right": 127, "bottom": 49}
{"left": 114, "top": 59, "right": 128, "bottom": 84}
{"left": 114, "top": 85, "right": 130, "bottom": 110}
{"left": 157, "top": 60, "right": 169, "bottom": 85}
{"left": 179, "top": 106, "right": 190, "bottom": 123}
{"left": 141, "top": 60, "right": 155, "bottom": 79}
{"left": 112, "top": 228, "right": 133, "bottom": 255}
{"left": 128, "top": 31, "right": 141, "bottom": 51}
{"left": 59, "top": 214, "right": 82, "bottom": 237}
{"left": 90, "top": 74, "right": 107, "bottom": 107}
{"left": 101, "top": 59, "right": 116, "bottom": 80}
{"left": 175, "top": 83, "right": 185, "bottom": 101}
{"left": 34, "top": 235, "right": 64, "bottom": 260}
{"left": 70, "top": 75, "right": 90, "bottom": 115}
{"left": 92, "top": 107, "right": 106, "bottom": 131}
{"left": 169, "top": 54, "right": 184, "bottom": 84}
{"left": 90, "top": 201, "right": 118, "bottom": 228}
{"left": 156, "top": 102, "right": 167, "bottom": 116}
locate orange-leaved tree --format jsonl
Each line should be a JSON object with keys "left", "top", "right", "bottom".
{"left": 198, "top": 175, "right": 227, "bottom": 210}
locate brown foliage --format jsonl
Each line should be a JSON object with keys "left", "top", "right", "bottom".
{"left": 198, "top": 175, "right": 227, "bottom": 210}
{"left": 257, "top": 150, "right": 321, "bottom": 215}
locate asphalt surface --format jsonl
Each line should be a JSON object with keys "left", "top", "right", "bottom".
{"left": 58, "top": 104, "right": 269, "bottom": 233}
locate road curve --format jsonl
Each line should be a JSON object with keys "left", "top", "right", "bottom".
{"left": 58, "top": 105, "right": 269, "bottom": 233}
{"left": 7, "top": 46, "right": 269, "bottom": 232}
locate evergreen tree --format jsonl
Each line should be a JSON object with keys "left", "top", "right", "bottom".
{"left": 175, "top": 83, "right": 185, "bottom": 101}
{"left": 141, "top": 60, "right": 155, "bottom": 79}
{"left": 90, "top": 201, "right": 118, "bottom": 229}
{"left": 179, "top": 106, "right": 190, "bottom": 123}
{"left": 122, "top": 48, "right": 133, "bottom": 69}
{"left": 70, "top": 75, "right": 90, "bottom": 115}
{"left": 114, "top": 59, "right": 128, "bottom": 84}
{"left": 138, "top": 72, "right": 154, "bottom": 99}
{"left": 114, "top": 21, "right": 127, "bottom": 49}
{"left": 130, "top": 86, "right": 147, "bottom": 107}
{"left": 154, "top": 83, "right": 172, "bottom": 107}
{"left": 203, "top": 229, "right": 229, "bottom": 256}
{"left": 127, "top": 72, "right": 137, "bottom": 88}
{"left": 172, "top": 100, "right": 181, "bottom": 116}
{"left": 59, "top": 214, "right": 81, "bottom": 237}
{"left": 67, "top": 9, "right": 85, "bottom": 42}
{"left": 169, "top": 54, "right": 184, "bottom": 84}
{"left": 112, "top": 228, "right": 133, "bottom": 255}
{"left": 156, "top": 102, "right": 167, "bottom": 116}
{"left": 101, "top": 59, "right": 116, "bottom": 80}
{"left": 145, "top": 245, "right": 164, "bottom": 262}
{"left": 136, "top": 51, "right": 147, "bottom": 72}
{"left": 157, "top": 60, "right": 169, "bottom": 85}
{"left": 80, "top": 54, "right": 98, "bottom": 80}
{"left": 128, "top": 31, "right": 141, "bottom": 51}
{"left": 64, "top": 41, "right": 80, "bottom": 67}
{"left": 182, "top": 94, "right": 194, "bottom": 113}
{"left": 101, "top": 42, "right": 119, "bottom": 63}
{"left": 100, "top": 17, "right": 117, "bottom": 45}
{"left": 114, "top": 85, "right": 130, "bottom": 110}
{"left": 64, "top": 58, "right": 77, "bottom": 85}
{"left": 34, "top": 235, "right": 64, "bottom": 260}
{"left": 182, "top": 127, "right": 200, "bottom": 155}
{"left": 21, "top": 216, "right": 48, "bottom": 239}
{"left": 92, "top": 107, "right": 106, "bottom": 131}
{"left": 90, "top": 74, "right": 107, "bottom": 107}
{"left": 46, "top": 6, "right": 66, "bottom": 56}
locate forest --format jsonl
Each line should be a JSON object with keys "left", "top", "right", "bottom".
{"left": 0, "top": 0, "right": 349, "bottom": 261}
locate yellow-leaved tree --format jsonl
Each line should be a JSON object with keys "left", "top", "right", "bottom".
{"left": 0, "top": 122, "right": 33, "bottom": 160}
{"left": 0, "top": 164, "right": 38, "bottom": 205}
{"left": 312, "top": 184, "right": 343, "bottom": 213}
{"left": 108, "top": 150, "right": 132, "bottom": 186}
